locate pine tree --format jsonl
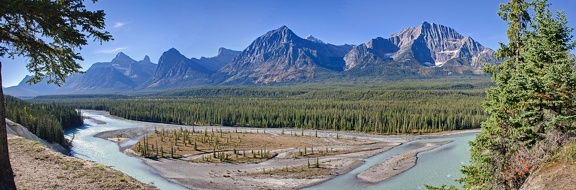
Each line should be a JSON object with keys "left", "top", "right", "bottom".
{"left": 462, "top": 0, "right": 576, "bottom": 189}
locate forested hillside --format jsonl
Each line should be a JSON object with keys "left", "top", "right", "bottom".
{"left": 35, "top": 81, "right": 488, "bottom": 134}
{"left": 5, "top": 96, "right": 83, "bottom": 147}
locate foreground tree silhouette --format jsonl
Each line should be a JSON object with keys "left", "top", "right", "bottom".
{"left": 461, "top": 0, "right": 576, "bottom": 189}
{"left": 0, "top": 1, "right": 111, "bottom": 189}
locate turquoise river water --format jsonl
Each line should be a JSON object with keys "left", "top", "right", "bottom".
{"left": 65, "top": 110, "right": 476, "bottom": 190}
{"left": 65, "top": 111, "right": 188, "bottom": 190}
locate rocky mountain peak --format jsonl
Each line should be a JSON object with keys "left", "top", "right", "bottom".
{"left": 235, "top": 25, "right": 304, "bottom": 65}
{"left": 112, "top": 52, "right": 135, "bottom": 63}
{"left": 417, "top": 22, "right": 464, "bottom": 42}
{"left": 344, "top": 37, "right": 399, "bottom": 71}
{"left": 166, "top": 48, "right": 181, "bottom": 55}
{"left": 345, "top": 22, "right": 497, "bottom": 73}
{"left": 17, "top": 75, "right": 34, "bottom": 86}
{"left": 195, "top": 48, "right": 240, "bottom": 72}
{"left": 262, "top": 25, "right": 299, "bottom": 44}
{"left": 363, "top": 37, "right": 399, "bottom": 55}
{"left": 389, "top": 22, "right": 464, "bottom": 49}
{"left": 219, "top": 25, "right": 350, "bottom": 84}
{"left": 157, "top": 48, "right": 187, "bottom": 67}
{"left": 366, "top": 37, "right": 384, "bottom": 48}
{"left": 389, "top": 27, "right": 420, "bottom": 48}
{"left": 157, "top": 48, "right": 191, "bottom": 65}
{"left": 305, "top": 35, "right": 325, "bottom": 44}
{"left": 143, "top": 55, "right": 151, "bottom": 63}
{"left": 217, "top": 47, "right": 238, "bottom": 56}
{"left": 146, "top": 47, "right": 213, "bottom": 89}
{"left": 277, "top": 25, "right": 290, "bottom": 32}
{"left": 421, "top": 21, "right": 431, "bottom": 26}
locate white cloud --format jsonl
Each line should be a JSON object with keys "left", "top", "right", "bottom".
{"left": 97, "top": 47, "right": 127, "bottom": 54}
{"left": 113, "top": 22, "right": 126, "bottom": 28}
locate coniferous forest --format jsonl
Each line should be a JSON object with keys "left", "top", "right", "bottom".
{"left": 34, "top": 80, "right": 489, "bottom": 134}
{"left": 5, "top": 96, "right": 83, "bottom": 147}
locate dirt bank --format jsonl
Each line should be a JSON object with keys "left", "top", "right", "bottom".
{"left": 8, "top": 134, "right": 157, "bottom": 190}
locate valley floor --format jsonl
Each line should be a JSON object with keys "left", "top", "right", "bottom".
{"left": 94, "top": 114, "right": 480, "bottom": 190}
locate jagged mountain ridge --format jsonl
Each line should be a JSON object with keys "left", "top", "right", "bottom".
{"left": 345, "top": 22, "right": 497, "bottom": 74}
{"left": 55, "top": 53, "right": 157, "bottom": 93}
{"left": 4, "top": 76, "right": 59, "bottom": 97}
{"left": 344, "top": 37, "right": 399, "bottom": 71}
{"left": 144, "top": 47, "right": 240, "bottom": 89}
{"left": 145, "top": 48, "right": 212, "bottom": 89}
{"left": 6, "top": 22, "right": 498, "bottom": 96}
{"left": 194, "top": 48, "right": 241, "bottom": 72}
{"left": 221, "top": 23, "right": 496, "bottom": 84}
{"left": 305, "top": 35, "right": 325, "bottom": 44}
{"left": 62, "top": 66, "right": 136, "bottom": 91}
{"left": 218, "top": 26, "right": 353, "bottom": 84}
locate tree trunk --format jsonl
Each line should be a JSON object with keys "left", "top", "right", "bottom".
{"left": 0, "top": 61, "right": 17, "bottom": 189}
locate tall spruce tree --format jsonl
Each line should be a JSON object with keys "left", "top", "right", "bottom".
{"left": 462, "top": 0, "right": 576, "bottom": 189}
{"left": 0, "top": 1, "right": 111, "bottom": 189}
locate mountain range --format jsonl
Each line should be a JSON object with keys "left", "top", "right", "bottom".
{"left": 5, "top": 22, "right": 498, "bottom": 97}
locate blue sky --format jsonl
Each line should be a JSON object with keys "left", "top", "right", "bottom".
{"left": 2, "top": 0, "right": 575, "bottom": 87}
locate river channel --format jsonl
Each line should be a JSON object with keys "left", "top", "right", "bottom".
{"left": 64, "top": 111, "right": 188, "bottom": 190}
{"left": 65, "top": 110, "right": 476, "bottom": 190}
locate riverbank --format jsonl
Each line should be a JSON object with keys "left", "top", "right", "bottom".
{"left": 8, "top": 134, "right": 157, "bottom": 190}
{"left": 90, "top": 111, "right": 479, "bottom": 189}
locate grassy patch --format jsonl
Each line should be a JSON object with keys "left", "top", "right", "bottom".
{"left": 558, "top": 143, "right": 576, "bottom": 163}
{"left": 132, "top": 127, "right": 356, "bottom": 162}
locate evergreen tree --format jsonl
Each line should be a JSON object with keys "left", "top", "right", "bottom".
{"left": 0, "top": 1, "right": 111, "bottom": 189}
{"left": 462, "top": 0, "right": 576, "bottom": 189}
{"left": 5, "top": 96, "right": 83, "bottom": 146}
